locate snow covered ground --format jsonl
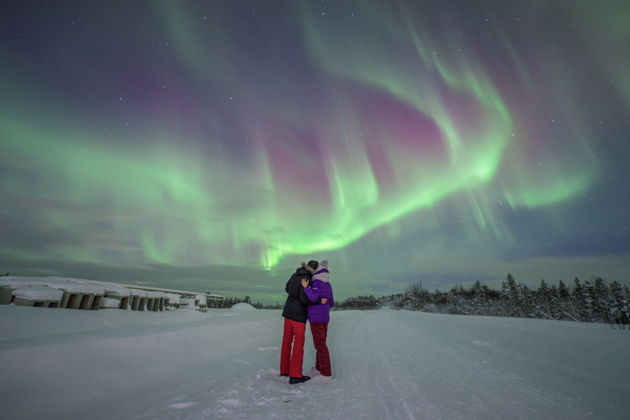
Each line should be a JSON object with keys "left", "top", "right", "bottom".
{"left": 0, "top": 305, "right": 628, "bottom": 420}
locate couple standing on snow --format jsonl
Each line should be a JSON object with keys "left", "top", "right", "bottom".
{"left": 280, "top": 259, "right": 334, "bottom": 384}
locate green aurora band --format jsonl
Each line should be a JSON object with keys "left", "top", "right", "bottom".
{"left": 1, "top": 0, "right": 628, "bottom": 294}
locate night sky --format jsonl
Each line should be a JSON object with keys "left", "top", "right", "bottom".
{"left": 1, "top": 1, "right": 629, "bottom": 302}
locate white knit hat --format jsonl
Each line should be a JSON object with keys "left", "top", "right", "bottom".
{"left": 319, "top": 259, "right": 329, "bottom": 269}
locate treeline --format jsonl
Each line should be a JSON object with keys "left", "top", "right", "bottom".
{"left": 231, "top": 274, "right": 630, "bottom": 327}
{"left": 335, "top": 295, "right": 380, "bottom": 309}
{"left": 389, "top": 274, "right": 630, "bottom": 328}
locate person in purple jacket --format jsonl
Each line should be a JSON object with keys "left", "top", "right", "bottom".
{"left": 300, "top": 259, "right": 334, "bottom": 377}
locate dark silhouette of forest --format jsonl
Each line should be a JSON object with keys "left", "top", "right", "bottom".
{"left": 335, "top": 274, "right": 630, "bottom": 328}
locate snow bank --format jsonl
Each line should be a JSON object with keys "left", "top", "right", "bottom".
{"left": 164, "top": 293, "right": 180, "bottom": 304}
{"left": 100, "top": 297, "right": 122, "bottom": 309}
{"left": 230, "top": 302, "right": 256, "bottom": 311}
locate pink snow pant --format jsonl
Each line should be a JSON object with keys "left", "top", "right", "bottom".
{"left": 310, "top": 321, "right": 332, "bottom": 377}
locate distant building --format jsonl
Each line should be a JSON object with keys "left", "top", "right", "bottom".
{"left": 0, "top": 276, "right": 224, "bottom": 313}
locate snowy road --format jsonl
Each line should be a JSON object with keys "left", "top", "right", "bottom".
{"left": 1, "top": 306, "right": 628, "bottom": 419}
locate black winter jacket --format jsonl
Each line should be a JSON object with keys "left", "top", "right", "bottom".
{"left": 282, "top": 266, "right": 320, "bottom": 323}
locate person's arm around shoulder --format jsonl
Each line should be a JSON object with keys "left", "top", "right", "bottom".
{"left": 300, "top": 278, "right": 325, "bottom": 304}
{"left": 288, "top": 275, "right": 305, "bottom": 299}
{"left": 300, "top": 278, "right": 319, "bottom": 302}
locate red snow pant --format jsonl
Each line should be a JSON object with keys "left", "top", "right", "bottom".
{"left": 280, "top": 318, "right": 306, "bottom": 378}
{"left": 310, "top": 321, "right": 332, "bottom": 376}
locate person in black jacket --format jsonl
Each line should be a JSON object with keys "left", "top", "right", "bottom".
{"left": 280, "top": 260, "right": 325, "bottom": 384}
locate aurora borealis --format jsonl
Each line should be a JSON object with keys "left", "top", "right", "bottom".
{"left": 1, "top": 1, "right": 629, "bottom": 301}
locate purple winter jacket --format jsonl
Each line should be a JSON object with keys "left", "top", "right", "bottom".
{"left": 303, "top": 268, "right": 334, "bottom": 323}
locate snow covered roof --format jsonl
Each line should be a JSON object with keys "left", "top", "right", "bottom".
{"left": 46, "top": 276, "right": 94, "bottom": 284}
{"left": 118, "top": 283, "right": 223, "bottom": 299}
{"left": 1, "top": 276, "right": 105, "bottom": 294}
{"left": 0, "top": 277, "right": 50, "bottom": 289}
{"left": 2, "top": 276, "right": 222, "bottom": 302}
{"left": 13, "top": 286, "right": 63, "bottom": 301}
{"left": 52, "top": 283, "right": 105, "bottom": 294}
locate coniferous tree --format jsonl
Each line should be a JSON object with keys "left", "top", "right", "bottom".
{"left": 622, "top": 287, "right": 630, "bottom": 326}
{"left": 548, "top": 284, "right": 562, "bottom": 320}
{"left": 558, "top": 280, "right": 569, "bottom": 298}
{"left": 535, "top": 279, "right": 553, "bottom": 319}
{"left": 593, "top": 277, "right": 609, "bottom": 321}
{"left": 517, "top": 283, "right": 535, "bottom": 317}
{"left": 571, "top": 277, "right": 585, "bottom": 320}
{"left": 582, "top": 279, "right": 595, "bottom": 322}
{"left": 606, "top": 281, "right": 625, "bottom": 327}
{"left": 471, "top": 281, "right": 484, "bottom": 314}
{"left": 502, "top": 273, "right": 519, "bottom": 317}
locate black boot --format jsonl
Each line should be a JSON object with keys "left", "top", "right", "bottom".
{"left": 279, "top": 373, "right": 289, "bottom": 377}
{"left": 289, "top": 376, "right": 311, "bottom": 384}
